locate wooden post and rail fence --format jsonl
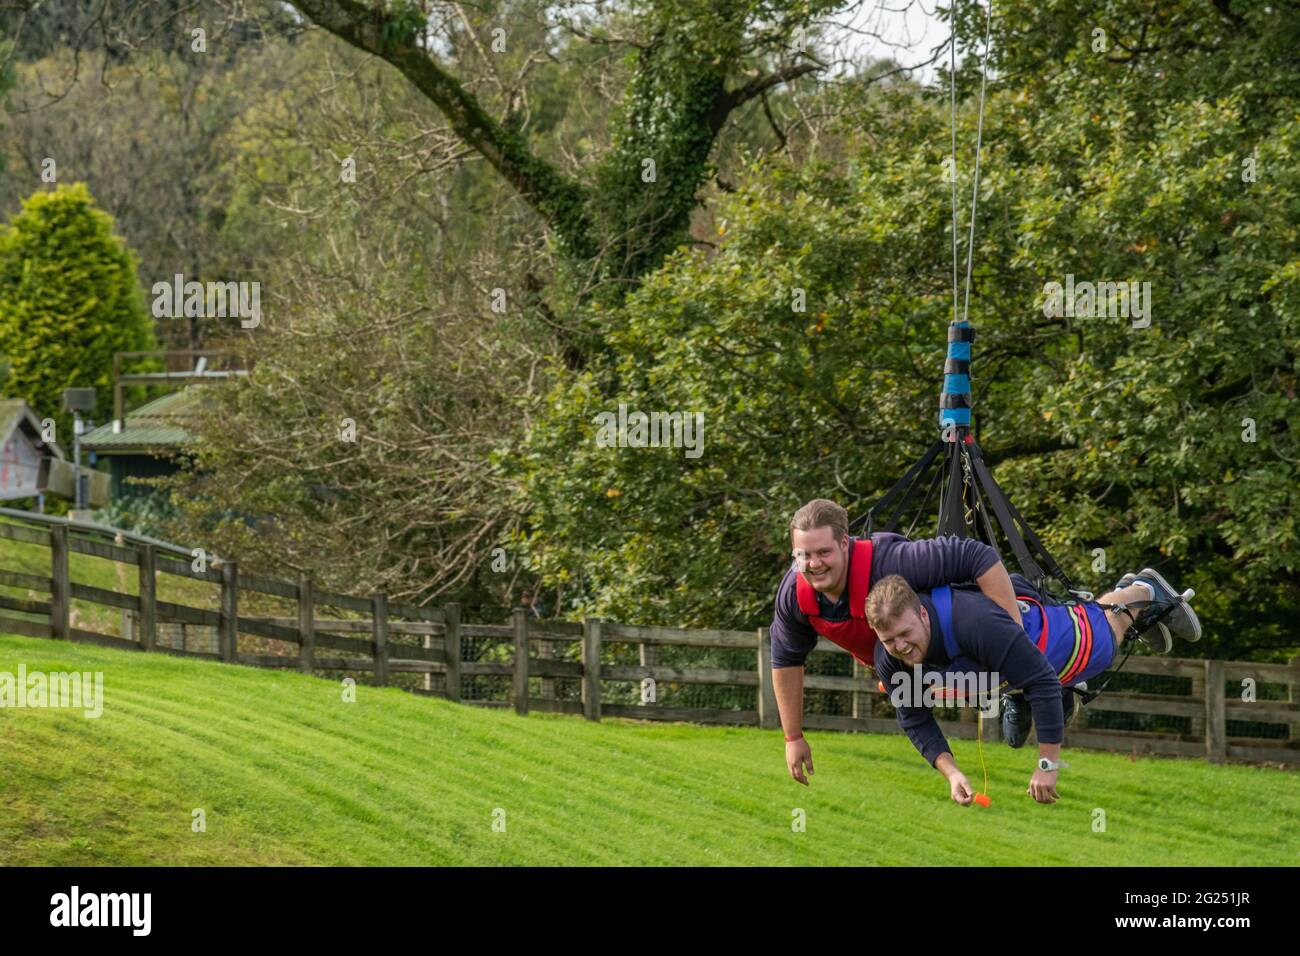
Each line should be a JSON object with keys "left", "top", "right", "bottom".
{"left": 0, "top": 508, "right": 1295, "bottom": 765}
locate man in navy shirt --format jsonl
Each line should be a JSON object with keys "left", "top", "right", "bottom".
{"left": 770, "top": 498, "right": 1026, "bottom": 787}
{"left": 868, "top": 574, "right": 1067, "bottom": 804}
{"left": 864, "top": 569, "right": 1197, "bottom": 804}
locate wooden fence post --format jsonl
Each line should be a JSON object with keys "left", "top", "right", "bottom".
{"left": 639, "top": 635, "right": 657, "bottom": 705}
{"left": 513, "top": 607, "right": 529, "bottom": 715}
{"left": 851, "top": 657, "right": 866, "bottom": 721}
{"left": 1189, "top": 667, "right": 1206, "bottom": 739}
{"left": 443, "top": 603, "right": 461, "bottom": 702}
{"left": 582, "top": 618, "right": 602, "bottom": 721}
{"left": 298, "top": 572, "right": 315, "bottom": 674}
{"left": 49, "top": 524, "right": 69, "bottom": 640}
{"left": 372, "top": 593, "right": 389, "bottom": 687}
{"left": 422, "top": 612, "right": 433, "bottom": 693}
{"left": 538, "top": 624, "right": 556, "bottom": 701}
{"left": 1205, "top": 659, "right": 1226, "bottom": 763}
{"left": 220, "top": 560, "right": 238, "bottom": 662}
{"left": 138, "top": 544, "right": 156, "bottom": 651}
{"left": 1287, "top": 657, "right": 1300, "bottom": 746}
{"left": 757, "top": 627, "right": 778, "bottom": 729}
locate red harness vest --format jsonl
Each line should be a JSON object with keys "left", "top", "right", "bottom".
{"left": 794, "top": 537, "right": 877, "bottom": 666}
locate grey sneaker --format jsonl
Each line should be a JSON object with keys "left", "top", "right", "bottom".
{"left": 1112, "top": 571, "right": 1170, "bottom": 650}
{"left": 1133, "top": 568, "right": 1202, "bottom": 644}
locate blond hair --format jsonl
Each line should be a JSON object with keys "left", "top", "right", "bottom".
{"left": 789, "top": 498, "right": 849, "bottom": 542}
{"left": 865, "top": 575, "right": 923, "bottom": 631}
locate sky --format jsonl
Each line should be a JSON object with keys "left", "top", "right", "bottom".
{"left": 824, "top": 0, "right": 958, "bottom": 85}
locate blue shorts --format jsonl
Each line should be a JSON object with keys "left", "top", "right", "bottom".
{"left": 1010, "top": 575, "right": 1117, "bottom": 686}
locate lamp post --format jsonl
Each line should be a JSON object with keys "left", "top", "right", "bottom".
{"left": 61, "top": 387, "right": 96, "bottom": 516}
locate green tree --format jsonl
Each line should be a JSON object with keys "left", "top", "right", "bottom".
{"left": 512, "top": 1, "right": 1300, "bottom": 661}
{"left": 0, "top": 183, "right": 157, "bottom": 436}
{"left": 0, "top": 28, "right": 12, "bottom": 177}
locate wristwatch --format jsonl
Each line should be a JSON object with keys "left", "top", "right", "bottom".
{"left": 1037, "top": 757, "right": 1069, "bottom": 772}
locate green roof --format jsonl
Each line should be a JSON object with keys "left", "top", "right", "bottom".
{"left": 82, "top": 387, "right": 205, "bottom": 453}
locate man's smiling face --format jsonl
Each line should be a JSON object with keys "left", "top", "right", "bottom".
{"left": 790, "top": 526, "right": 849, "bottom": 595}
{"left": 875, "top": 606, "right": 932, "bottom": 665}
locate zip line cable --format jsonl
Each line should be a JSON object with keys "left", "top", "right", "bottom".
{"left": 961, "top": 1, "right": 995, "bottom": 326}
{"left": 949, "top": 14, "right": 960, "bottom": 329}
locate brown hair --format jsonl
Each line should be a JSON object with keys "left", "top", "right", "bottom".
{"left": 789, "top": 498, "right": 849, "bottom": 542}
{"left": 866, "top": 575, "right": 923, "bottom": 631}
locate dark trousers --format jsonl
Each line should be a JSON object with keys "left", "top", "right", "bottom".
{"left": 1003, "top": 685, "right": 1076, "bottom": 748}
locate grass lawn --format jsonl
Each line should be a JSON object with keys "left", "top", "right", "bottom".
{"left": 0, "top": 632, "right": 1295, "bottom": 866}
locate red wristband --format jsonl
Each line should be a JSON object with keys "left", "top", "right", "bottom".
{"left": 784, "top": 732, "right": 804, "bottom": 742}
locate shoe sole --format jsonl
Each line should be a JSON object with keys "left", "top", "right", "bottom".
{"left": 1139, "top": 622, "right": 1172, "bottom": 653}
{"left": 1138, "top": 568, "right": 1202, "bottom": 642}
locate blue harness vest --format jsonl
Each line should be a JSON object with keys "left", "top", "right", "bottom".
{"left": 930, "top": 585, "right": 979, "bottom": 673}
{"left": 929, "top": 584, "right": 1114, "bottom": 688}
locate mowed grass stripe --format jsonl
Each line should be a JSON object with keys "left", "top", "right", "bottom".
{"left": 12, "top": 650, "right": 769, "bottom": 868}
{"left": 0, "top": 650, "right": 1258, "bottom": 868}
{"left": 133, "top": 665, "right": 841, "bottom": 863}
{"left": 96, "top": 685, "right": 589, "bottom": 865}
{"left": 103, "top": 688, "right": 645, "bottom": 865}
{"left": 7, "top": 647, "right": 904, "bottom": 864}
{"left": 1, "top": 708, "right": 317, "bottom": 864}
{"left": 0, "top": 650, "right": 1279, "bottom": 868}
{"left": 3, "top": 663, "right": 476, "bottom": 864}
{"left": 107, "top": 680, "right": 742, "bottom": 865}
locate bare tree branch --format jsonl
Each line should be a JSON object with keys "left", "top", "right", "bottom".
{"left": 712, "top": 60, "right": 822, "bottom": 131}
{"left": 288, "top": 0, "right": 595, "bottom": 256}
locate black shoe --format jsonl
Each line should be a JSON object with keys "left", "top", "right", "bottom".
{"left": 1001, "top": 692, "right": 1033, "bottom": 748}
{"left": 1062, "top": 684, "right": 1082, "bottom": 730}
{"left": 1134, "top": 618, "right": 1173, "bottom": 653}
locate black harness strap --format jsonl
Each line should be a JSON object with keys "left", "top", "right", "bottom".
{"left": 852, "top": 439, "right": 944, "bottom": 536}
{"left": 938, "top": 441, "right": 969, "bottom": 537}
{"left": 962, "top": 451, "right": 1006, "bottom": 558}
{"left": 964, "top": 444, "right": 1048, "bottom": 586}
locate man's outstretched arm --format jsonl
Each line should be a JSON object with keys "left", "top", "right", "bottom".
{"left": 887, "top": 679, "right": 975, "bottom": 805}
{"left": 773, "top": 665, "right": 815, "bottom": 785}
{"left": 772, "top": 665, "right": 805, "bottom": 738}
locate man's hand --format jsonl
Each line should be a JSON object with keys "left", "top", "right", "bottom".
{"left": 786, "top": 737, "right": 814, "bottom": 785}
{"left": 934, "top": 753, "right": 973, "bottom": 805}
{"left": 947, "top": 772, "right": 975, "bottom": 805}
{"left": 1027, "top": 768, "right": 1059, "bottom": 803}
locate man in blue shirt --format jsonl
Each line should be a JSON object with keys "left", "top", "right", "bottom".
{"left": 866, "top": 571, "right": 1199, "bottom": 804}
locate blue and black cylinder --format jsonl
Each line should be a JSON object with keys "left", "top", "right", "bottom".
{"left": 938, "top": 320, "right": 973, "bottom": 433}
